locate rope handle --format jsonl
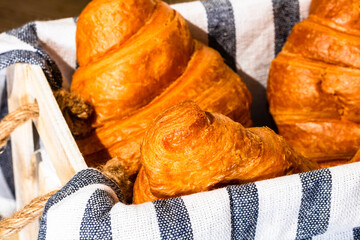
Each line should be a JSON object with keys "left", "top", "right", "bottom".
{"left": 0, "top": 102, "right": 44, "bottom": 239}
{"left": 0, "top": 103, "right": 39, "bottom": 150}
{"left": 0, "top": 159, "right": 132, "bottom": 239}
{"left": 0, "top": 91, "right": 133, "bottom": 239}
{"left": 0, "top": 189, "right": 58, "bottom": 238}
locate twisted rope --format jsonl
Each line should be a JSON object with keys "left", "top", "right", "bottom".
{"left": 0, "top": 189, "right": 58, "bottom": 238}
{"left": 0, "top": 92, "right": 131, "bottom": 239}
{"left": 0, "top": 161, "right": 132, "bottom": 239}
{"left": 0, "top": 103, "right": 39, "bottom": 149}
{"left": 0, "top": 102, "right": 42, "bottom": 239}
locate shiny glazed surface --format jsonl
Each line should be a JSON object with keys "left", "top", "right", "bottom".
{"left": 71, "top": 0, "right": 252, "bottom": 177}
{"left": 267, "top": 0, "right": 360, "bottom": 162}
{"left": 133, "top": 101, "right": 318, "bottom": 204}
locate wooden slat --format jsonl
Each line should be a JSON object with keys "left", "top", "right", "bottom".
{"left": 7, "top": 63, "right": 87, "bottom": 239}
{"left": 24, "top": 64, "right": 87, "bottom": 183}
{"left": 7, "top": 64, "right": 39, "bottom": 240}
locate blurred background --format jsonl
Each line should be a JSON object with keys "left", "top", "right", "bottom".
{"left": 0, "top": 0, "right": 195, "bottom": 32}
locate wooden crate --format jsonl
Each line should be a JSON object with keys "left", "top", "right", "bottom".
{"left": 6, "top": 63, "right": 87, "bottom": 239}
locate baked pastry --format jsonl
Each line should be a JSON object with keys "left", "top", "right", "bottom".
{"left": 71, "top": 0, "right": 252, "bottom": 177}
{"left": 133, "top": 101, "right": 319, "bottom": 204}
{"left": 72, "top": 0, "right": 193, "bottom": 126}
{"left": 267, "top": 0, "right": 360, "bottom": 163}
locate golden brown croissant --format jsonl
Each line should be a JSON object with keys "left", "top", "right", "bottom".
{"left": 72, "top": 0, "right": 193, "bottom": 126}
{"left": 71, "top": 0, "right": 252, "bottom": 177}
{"left": 267, "top": 0, "right": 360, "bottom": 163}
{"left": 133, "top": 101, "right": 319, "bottom": 204}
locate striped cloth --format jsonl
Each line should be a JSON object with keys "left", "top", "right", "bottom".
{"left": 0, "top": 18, "right": 78, "bottom": 219}
{"left": 0, "top": 0, "right": 359, "bottom": 239}
{"left": 39, "top": 166, "right": 360, "bottom": 239}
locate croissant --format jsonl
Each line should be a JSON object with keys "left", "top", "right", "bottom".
{"left": 133, "top": 101, "right": 319, "bottom": 204}
{"left": 267, "top": 0, "right": 360, "bottom": 163}
{"left": 71, "top": 0, "right": 252, "bottom": 177}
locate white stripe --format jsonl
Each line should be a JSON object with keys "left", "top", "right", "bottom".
{"left": 313, "top": 162, "right": 360, "bottom": 238}
{"left": 299, "top": 0, "right": 312, "bottom": 21}
{"left": 254, "top": 174, "right": 303, "bottom": 240}
{"left": 182, "top": 188, "right": 231, "bottom": 240}
{"left": 0, "top": 33, "right": 37, "bottom": 53}
{"left": 111, "top": 201, "right": 161, "bottom": 240}
{"left": 231, "top": 0, "right": 275, "bottom": 88}
{"left": 46, "top": 184, "right": 118, "bottom": 240}
{"left": 313, "top": 229, "right": 354, "bottom": 240}
{"left": 36, "top": 18, "right": 77, "bottom": 89}
{"left": 172, "top": 1, "right": 208, "bottom": 45}
{"left": 0, "top": 197, "right": 16, "bottom": 218}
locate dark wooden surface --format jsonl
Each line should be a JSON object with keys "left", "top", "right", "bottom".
{"left": 0, "top": 0, "right": 195, "bottom": 32}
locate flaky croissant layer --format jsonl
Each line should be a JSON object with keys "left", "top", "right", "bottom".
{"left": 76, "top": 40, "right": 252, "bottom": 177}
{"left": 133, "top": 101, "right": 318, "bottom": 204}
{"left": 72, "top": 0, "right": 194, "bottom": 126}
{"left": 71, "top": 0, "right": 252, "bottom": 178}
{"left": 267, "top": 0, "right": 360, "bottom": 162}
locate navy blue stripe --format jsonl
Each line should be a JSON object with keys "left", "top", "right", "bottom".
{"left": 0, "top": 80, "right": 14, "bottom": 198}
{"left": 271, "top": 0, "right": 300, "bottom": 56}
{"left": 296, "top": 169, "right": 332, "bottom": 239}
{"left": 0, "top": 140, "right": 13, "bottom": 197}
{"left": 201, "top": 0, "right": 236, "bottom": 71}
{"left": 5, "top": 23, "right": 63, "bottom": 90}
{"left": 7, "top": 23, "right": 42, "bottom": 49}
{"left": 153, "top": 197, "right": 193, "bottom": 240}
{"left": 80, "top": 189, "right": 113, "bottom": 240}
{"left": 0, "top": 50, "right": 62, "bottom": 90}
{"left": 227, "top": 183, "right": 259, "bottom": 240}
{"left": 354, "top": 227, "right": 360, "bottom": 240}
{"left": 38, "top": 169, "right": 124, "bottom": 240}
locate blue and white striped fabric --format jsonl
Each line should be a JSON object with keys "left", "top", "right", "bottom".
{"left": 0, "top": 18, "right": 78, "bottom": 219}
{"left": 1, "top": 0, "right": 360, "bottom": 239}
{"left": 38, "top": 165, "right": 360, "bottom": 239}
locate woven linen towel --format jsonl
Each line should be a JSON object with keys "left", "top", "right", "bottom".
{"left": 1, "top": 0, "right": 360, "bottom": 239}
{"left": 38, "top": 166, "right": 360, "bottom": 239}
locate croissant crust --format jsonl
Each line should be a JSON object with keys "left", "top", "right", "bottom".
{"left": 133, "top": 101, "right": 318, "bottom": 204}
{"left": 71, "top": 0, "right": 252, "bottom": 177}
{"left": 267, "top": 0, "right": 360, "bottom": 162}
